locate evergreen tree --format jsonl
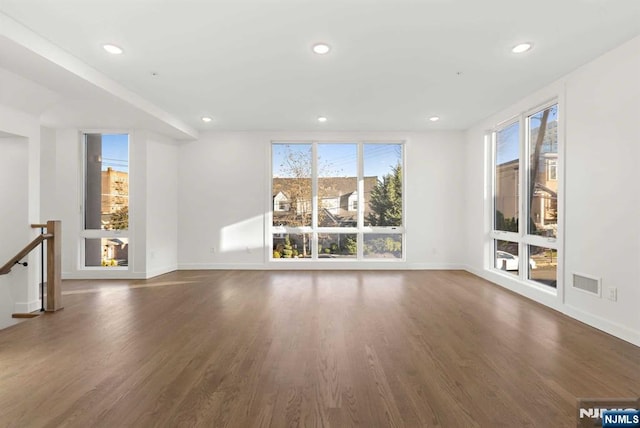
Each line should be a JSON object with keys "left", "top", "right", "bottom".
{"left": 367, "top": 165, "right": 402, "bottom": 226}
{"left": 110, "top": 206, "right": 128, "bottom": 230}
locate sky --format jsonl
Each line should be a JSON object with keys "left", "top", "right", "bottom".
{"left": 101, "top": 134, "right": 129, "bottom": 172}
{"left": 496, "top": 104, "right": 558, "bottom": 165}
{"left": 272, "top": 143, "right": 402, "bottom": 179}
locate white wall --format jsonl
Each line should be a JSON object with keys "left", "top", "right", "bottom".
{"left": 130, "top": 130, "right": 147, "bottom": 278}
{"left": 45, "top": 129, "right": 81, "bottom": 277}
{"left": 146, "top": 132, "right": 179, "bottom": 277}
{"left": 0, "top": 136, "right": 30, "bottom": 328}
{"left": 178, "top": 131, "right": 466, "bottom": 270}
{"left": 464, "top": 35, "right": 640, "bottom": 346}
{"left": 0, "top": 104, "right": 41, "bottom": 328}
{"left": 562, "top": 36, "right": 640, "bottom": 344}
{"left": 39, "top": 127, "right": 57, "bottom": 222}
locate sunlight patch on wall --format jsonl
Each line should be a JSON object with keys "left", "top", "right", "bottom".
{"left": 220, "top": 215, "right": 264, "bottom": 253}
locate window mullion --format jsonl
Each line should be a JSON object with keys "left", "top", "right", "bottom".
{"left": 490, "top": 131, "right": 497, "bottom": 233}
{"left": 357, "top": 142, "right": 364, "bottom": 260}
{"left": 311, "top": 142, "right": 318, "bottom": 259}
{"left": 519, "top": 114, "right": 528, "bottom": 277}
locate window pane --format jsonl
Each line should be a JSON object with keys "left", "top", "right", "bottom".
{"left": 528, "top": 245, "right": 557, "bottom": 288}
{"left": 85, "top": 134, "right": 129, "bottom": 230}
{"left": 85, "top": 238, "right": 129, "bottom": 267}
{"left": 363, "top": 144, "right": 402, "bottom": 227}
{"left": 318, "top": 144, "right": 357, "bottom": 227}
{"left": 528, "top": 104, "right": 558, "bottom": 238}
{"left": 317, "top": 233, "right": 357, "bottom": 258}
{"left": 494, "top": 239, "right": 519, "bottom": 276}
{"left": 272, "top": 144, "right": 312, "bottom": 227}
{"left": 363, "top": 234, "right": 402, "bottom": 259}
{"left": 494, "top": 122, "right": 520, "bottom": 232}
{"left": 272, "top": 234, "right": 311, "bottom": 259}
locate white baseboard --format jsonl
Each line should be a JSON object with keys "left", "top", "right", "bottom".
{"left": 562, "top": 304, "right": 640, "bottom": 347}
{"left": 463, "top": 265, "right": 640, "bottom": 348}
{"left": 0, "top": 317, "right": 20, "bottom": 330}
{"left": 14, "top": 299, "right": 41, "bottom": 314}
{"left": 145, "top": 265, "right": 178, "bottom": 279}
{"left": 465, "top": 265, "right": 561, "bottom": 310}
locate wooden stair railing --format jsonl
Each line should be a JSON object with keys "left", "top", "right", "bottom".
{"left": 0, "top": 234, "right": 51, "bottom": 275}
{"left": 0, "top": 220, "right": 63, "bottom": 313}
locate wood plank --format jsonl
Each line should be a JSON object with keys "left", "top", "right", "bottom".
{"left": 11, "top": 313, "right": 41, "bottom": 319}
{"left": 45, "top": 220, "right": 63, "bottom": 312}
{"left": 0, "top": 270, "right": 638, "bottom": 427}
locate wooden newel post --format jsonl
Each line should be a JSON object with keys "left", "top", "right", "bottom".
{"left": 46, "top": 220, "right": 63, "bottom": 312}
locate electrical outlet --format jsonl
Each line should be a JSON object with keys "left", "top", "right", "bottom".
{"left": 607, "top": 287, "right": 617, "bottom": 302}
{"left": 210, "top": 247, "right": 216, "bottom": 254}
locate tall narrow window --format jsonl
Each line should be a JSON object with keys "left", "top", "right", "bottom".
{"left": 83, "top": 133, "right": 129, "bottom": 268}
{"left": 271, "top": 141, "right": 404, "bottom": 260}
{"left": 317, "top": 143, "right": 357, "bottom": 228}
{"left": 363, "top": 143, "right": 403, "bottom": 259}
{"left": 490, "top": 102, "right": 560, "bottom": 289}
{"left": 494, "top": 121, "right": 520, "bottom": 233}
{"left": 528, "top": 104, "right": 558, "bottom": 238}
{"left": 526, "top": 104, "right": 559, "bottom": 287}
{"left": 272, "top": 143, "right": 312, "bottom": 258}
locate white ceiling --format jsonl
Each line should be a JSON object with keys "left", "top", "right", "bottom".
{"left": 0, "top": 0, "right": 639, "bottom": 135}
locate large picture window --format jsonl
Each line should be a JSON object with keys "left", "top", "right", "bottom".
{"left": 83, "top": 133, "right": 130, "bottom": 268}
{"left": 271, "top": 141, "right": 404, "bottom": 261}
{"left": 490, "top": 102, "right": 559, "bottom": 288}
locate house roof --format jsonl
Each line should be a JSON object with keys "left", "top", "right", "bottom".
{"left": 273, "top": 176, "right": 378, "bottom": 201}
{"left": 272, "top": 176, "right": 380, "bottom": 226}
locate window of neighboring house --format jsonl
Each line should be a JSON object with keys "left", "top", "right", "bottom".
{"left": 547, "top": 159, "right": 557, "bottom": 181}
{"left": 350, "top": 197, "right": 358, "bottom": 211}
{"left": 82, "top": 133, "right": 130, "bottom": 268}
{"left": 271, "top": 141, "right": 404, "bottom": 260}
{"left": 275, "top": 199, "right": 288, "bottom": 211}
{"left": 489, "top": 102, "right": 560, "bottom": 289}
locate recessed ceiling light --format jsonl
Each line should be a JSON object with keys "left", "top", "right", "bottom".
{"left": 511, "top": 42, "right": 533, "bottom": 54}
{"left": 201, "top": 116, "right": 213, "bottom": 123}
{"left": 429, "top": 116, "right": 440, "bottom": 122}
{"left": 103, "top": 44, "right": 123, "bottom": 55}
{"left": 312, "top": 43, "right": 331, "bottom": 55}
{"left": 317, "top": 116, "right": 328, "bottom": 123}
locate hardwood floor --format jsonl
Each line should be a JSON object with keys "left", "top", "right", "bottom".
{"left": 0, "top": 270, "right": 638, "bottom": 427}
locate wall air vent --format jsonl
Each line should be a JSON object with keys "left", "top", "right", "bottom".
{"left": 572, "top": 273, "right": 601, "bottom": 297}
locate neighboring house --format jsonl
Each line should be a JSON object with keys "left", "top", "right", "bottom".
{"left": 101, "top": 167, "right": 129, "bottom": 227}
{"left": 346, "top": 191, "right": 358, "bottom": 212}
{"left": 273, "top": 191, "right": 290, "bottom": 212}
{"left": 496, "top": 122, "right": 557, "bottom": 233}
{"left": 103, "top": 238, "right": 129, "bottom": 266}
{"left": 495, "top": 158, "right": 519, "bottom": 223}
{"left": 272, "top": 176, "right": 378, "bottom": 226}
